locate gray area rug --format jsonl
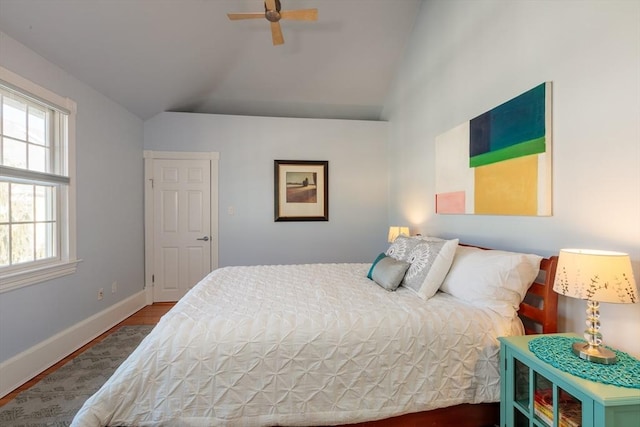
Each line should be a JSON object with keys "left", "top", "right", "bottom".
{"left": 0, "top": 325, "right": 154, "bottom": 427}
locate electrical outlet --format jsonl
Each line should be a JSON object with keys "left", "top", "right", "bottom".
{"left": 98, "top": 288, "right": 104, "bottom": 300}
{"left": 112, "top": 281, "right": 118, "bottom": 294}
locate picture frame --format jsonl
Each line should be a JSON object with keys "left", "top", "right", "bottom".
{"left": 274, "top": 160, "right": 329, "bottom": 221}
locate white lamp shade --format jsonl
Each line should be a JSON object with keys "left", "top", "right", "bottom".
{"left": 388, "top": 226, "right": 410, "bottom": 243}
{"left": 553, "top": 249, "right": 638, "bottom": 304}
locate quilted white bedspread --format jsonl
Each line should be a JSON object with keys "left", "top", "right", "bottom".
{"left": 72, "top": 263, "right": 523, "bottom": 426}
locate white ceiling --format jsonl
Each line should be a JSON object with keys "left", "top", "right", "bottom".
{"left": 0, "top": 0, "right": 422, "bottom": 121}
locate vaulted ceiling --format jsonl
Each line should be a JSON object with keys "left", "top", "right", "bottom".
{"left": 0, "top": 0, "right": 422, "bottom": 121}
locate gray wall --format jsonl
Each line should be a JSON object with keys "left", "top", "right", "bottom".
{"left": 382, "top": 0, "right": 640, "bottom": 356}
{"left": 0, "top": 33, "right": 145, "bottom": 362}
{"left": 144, "top": 112, "right": 389, "bottom": 266}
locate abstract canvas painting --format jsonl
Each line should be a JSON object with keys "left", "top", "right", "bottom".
{"left": 435, "top": 82, "right": 552, "bottom": 216}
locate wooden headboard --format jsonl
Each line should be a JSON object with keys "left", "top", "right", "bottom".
{"left": 519, "top": 255, "right": 558, "bottom": 335}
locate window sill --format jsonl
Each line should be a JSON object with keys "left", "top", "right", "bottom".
{"left": 0, "top": 259, "right": 82, "bottom": 293}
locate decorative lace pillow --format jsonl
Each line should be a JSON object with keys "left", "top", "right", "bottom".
{"left": 385, "top": 235, "right": 421, "bottom": 262}
{"left": 401, "top": 238, "right": 459, "bottom": 300}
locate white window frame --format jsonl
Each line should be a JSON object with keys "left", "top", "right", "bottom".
{"left": 0, "top": 66, "right": 79, "bottom": 293}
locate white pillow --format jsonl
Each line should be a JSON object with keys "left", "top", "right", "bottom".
{"left": 439, "top": 245, "right": 542, "bottom": 317}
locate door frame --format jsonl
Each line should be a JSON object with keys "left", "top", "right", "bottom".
{"left": 143, "top": 150, "right": 220, "bottom": 304}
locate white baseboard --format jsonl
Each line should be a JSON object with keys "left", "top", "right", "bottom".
{"left": 0, "top": 290, "right": 147, "bottom": 398}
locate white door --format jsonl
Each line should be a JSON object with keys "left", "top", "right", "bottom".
{"left": 152, "top": 158, "right": 211, "bottom": 301}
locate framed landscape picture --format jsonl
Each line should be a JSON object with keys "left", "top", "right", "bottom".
{"left": 274, "top": 160, "right": 328, "bottom": 221}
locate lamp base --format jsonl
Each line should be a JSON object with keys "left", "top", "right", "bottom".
{"left": 572, "top": 341, "right": 617, "bottom": 365}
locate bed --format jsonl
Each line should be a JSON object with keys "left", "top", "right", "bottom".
{"left": 71, "top": 238, "right": 558, "bottom": 427}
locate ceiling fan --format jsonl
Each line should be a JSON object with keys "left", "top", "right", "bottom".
{"left": 227, "top": 0, "right": 318, "bottom": 46}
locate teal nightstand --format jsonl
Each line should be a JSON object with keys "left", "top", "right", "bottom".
{"left": 499, "top": 333, "right": 640, "bottom": 427}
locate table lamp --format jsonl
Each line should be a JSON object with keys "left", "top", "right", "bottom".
{"left": 387, "top": 226, "right": 410, "bottom": 243}
{"left": 553, "top": 249, "right": 638, "bottom": 364}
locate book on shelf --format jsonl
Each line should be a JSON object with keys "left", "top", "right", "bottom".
{"left": 534, "top": 388, "right": 582, "bottom": 427}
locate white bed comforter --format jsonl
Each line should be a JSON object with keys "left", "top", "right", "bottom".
{"left": 72, "top": 263, "right": 522, "bottom": 426}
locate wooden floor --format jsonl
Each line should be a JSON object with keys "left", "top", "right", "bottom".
{"left": 0, "top": 302, "right": 175, "bottom": 407}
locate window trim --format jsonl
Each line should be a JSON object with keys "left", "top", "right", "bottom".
{"left": 0, "top": 66, "right": 79, "bottom": 293}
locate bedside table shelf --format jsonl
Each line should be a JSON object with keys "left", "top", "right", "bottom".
{"left": 499, "top": 334, "right": 640, "bottom": 427}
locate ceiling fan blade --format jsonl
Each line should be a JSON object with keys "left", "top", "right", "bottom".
{"left": 271, "top": 21, "right": 284, "bottom": 45}
{"left": 265, "top": 0, "right": 277, "bottom": 12}
{"left": 280, "top": 9, "right": 318, "bottom": 21}
{"left": 227, "top": 12, "right": 265, "bottom": 20}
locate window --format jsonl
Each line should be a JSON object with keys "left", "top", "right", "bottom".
{"left": 0, "top": 66, "right": 78, "bottom": 292}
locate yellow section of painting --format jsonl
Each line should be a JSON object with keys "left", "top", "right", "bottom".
{"left": 474, "top": 154, "right": 538, "bottom": 215}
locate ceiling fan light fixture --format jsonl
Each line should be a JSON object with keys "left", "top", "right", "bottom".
{"left": 265, "top": 10, "right": 281, "bottom": 22}
{"left": 228, "top": 0, "right": 318, "bottom": 46}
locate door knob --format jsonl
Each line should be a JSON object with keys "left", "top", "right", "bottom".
{"left": 196, "top": 236, "right": 209, "bottom": 241}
